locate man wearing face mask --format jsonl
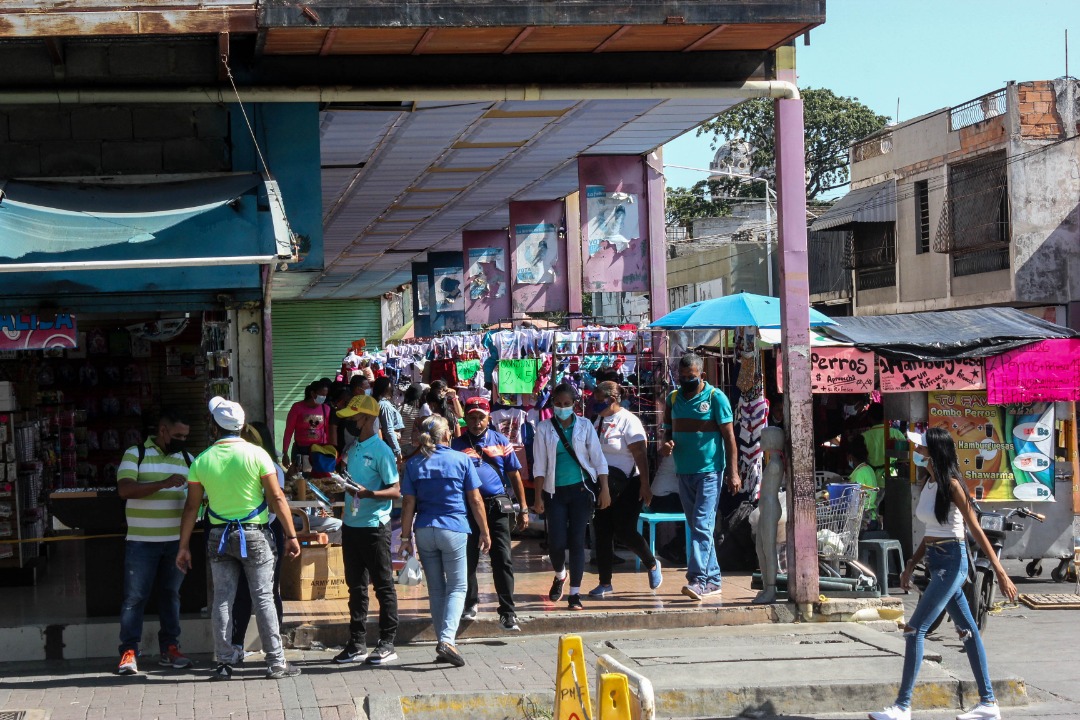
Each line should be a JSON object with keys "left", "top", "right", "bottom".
{"left": 659, "top": 353, "right": 740, "bottom": 601}
{"left": 115, "top": 408, "right": 193, "bottom": 675}
{"left": 334, "top": 394, "right": 402, "bottom": 665}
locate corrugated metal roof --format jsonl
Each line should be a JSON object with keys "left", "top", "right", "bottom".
{"left": 809, "top": 180, "right": 896, "bottom": 232}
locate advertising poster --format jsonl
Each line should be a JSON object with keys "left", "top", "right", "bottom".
{"left": 878, "top": 357, "right": 984, "bottom": 393}
{"left": 415, "top": 275, "right": 430, "bottom": 315}
{"left": 466, "top": 247, "right": 507, "bottom": 301}
{"left": 513, "top": 223, "right": 558, "bottom": 285}
{"left": 585, "top": 185, "right": 640, "bottom": 256}
{"left": 985, "top": 338, "right": 1080, "bottom": 404}
{"left": 776, "top": 346, "right": 875, "bottom": 394}
{"left": 432, "top": 266, "right": 464, "bottom": 313}
{"left": 928, "top": 391, "right": 1055, "bottom": 502}
{"left": 0, "top": 313, "right": 78, "bottom": 351}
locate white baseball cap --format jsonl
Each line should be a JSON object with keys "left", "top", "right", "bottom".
{"left": 208, "top": 396, "right": 245, "bottom": 431}
{"left": 906, "top": 430, "right": 927, "bottom": 448}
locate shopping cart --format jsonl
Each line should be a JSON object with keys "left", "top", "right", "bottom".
{"left": 816, "top": 488, "right": 878, "bottom": 592}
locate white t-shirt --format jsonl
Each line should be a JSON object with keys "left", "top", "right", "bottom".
{"left": 490, "top": 407, "right": 528, "bottom": 449}
{"left": 593, "top": 408, "right": 647, "bottom": 476}
{"left": 915, "top": 481, "right": 965, "bottom": 539}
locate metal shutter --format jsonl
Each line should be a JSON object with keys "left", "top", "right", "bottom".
{"left": 270, "top": 299, "right": 381, "bottom": 443}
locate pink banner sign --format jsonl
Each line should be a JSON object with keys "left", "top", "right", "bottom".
{"left": 0, "top": 314, "right": 77, "bottom": 350}
{"left": 878, "top": 357, "right": 985, "bottom": 393}
{"left": 985, "top": 338, "right": 1080, "bottom": 404}
{"left": 577, "top": 155, "right": 650, "bottom": 293}
{"left": 777, "top": 346, "right": 874, "bottom": 394}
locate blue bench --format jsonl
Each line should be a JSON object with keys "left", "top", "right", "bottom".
{"left": 636, "top": 512, "right": 691, "bottom": 571}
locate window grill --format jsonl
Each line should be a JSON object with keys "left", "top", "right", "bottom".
{"left": 915, "top": 180, "right": 930, "bottom": 254}
{"left": 848, "top": 224, "right": 896, "bottom": 290}
{"left": 934, "top": 151, "right": 1009, "bottom": 262}
{"left": 950, "top": 89, "right": 1006, "bottom": 132}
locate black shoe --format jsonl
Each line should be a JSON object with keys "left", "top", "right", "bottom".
{"left": 365, "top": 641, "right": 398, "bottom": 665}
{"left": 266, "top": 663, "right": 301, "bottom": 679}
{"left": 567, "top": 594, "right": 584, "bottom": 611}
{"left": 208, "top": 663, "right": 233, "bottom": 681}
{"left": 333, "top": 641, "right": 367, "bottom": 664}
{"left": 499, "top": 613, "right": 521, "bottom": 632}
{"left": 549, "top": 575, "right": 566, "bottom": 602}
{"left": 435, "top": 642, "right": 466, "bottom": 667}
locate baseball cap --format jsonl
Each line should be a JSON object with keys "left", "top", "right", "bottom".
{"left": 208, "top": 396, "right": 245, "bottom": 431}
{"left": 906, "top": 430, "right": 927, "bottom": 448}
{"left": 337, "top": 394, "right": 379, "bottom": 418}
{"left": 464, "top": 397, "right": 490, "bottom": 416}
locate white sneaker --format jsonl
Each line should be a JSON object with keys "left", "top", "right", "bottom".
{"left": 869, "top": 706, "right": 911, "bottom": 720}
{"left": 956, "top": 703, "right": 1001, "bottom": 720}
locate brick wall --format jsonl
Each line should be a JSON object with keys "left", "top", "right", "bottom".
{"left": 958, "top": 114, "right": 1007, "bottom": 153}
{"left": 1017, "top": 81, "right": 1064, "bottom": 139}
{"left": 0, "top": 104, "right": 230, "bottom": 178}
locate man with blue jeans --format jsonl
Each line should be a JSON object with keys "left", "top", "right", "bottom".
{"left": 660, "top": 353, "right": 741, "bottom": 601}
{"left": 116, "top": 408, "right": 193, "bottom": 675}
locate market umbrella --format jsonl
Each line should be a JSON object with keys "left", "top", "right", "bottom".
{"left": 649, "top": 292, "right": 836, "bottom": 330}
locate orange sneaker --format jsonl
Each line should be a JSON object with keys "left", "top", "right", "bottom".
{"left": 117, "top": 649, "right": 138, "bottom": 675}
{"left": 159, "top": 645, "right": 193, "bottom": 669}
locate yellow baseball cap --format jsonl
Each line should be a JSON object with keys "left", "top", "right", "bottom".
{"left": 337, "top": 394, "right": 380, "bottom": 418}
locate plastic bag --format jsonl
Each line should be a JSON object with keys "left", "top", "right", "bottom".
{"left": 396, "top": 554, "right": 424, "bottom": 586}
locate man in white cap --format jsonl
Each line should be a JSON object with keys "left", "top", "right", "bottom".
{"left": 176, "top": 397, "right": 301, "bottom": 681}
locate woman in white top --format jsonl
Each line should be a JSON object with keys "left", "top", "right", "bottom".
{"left": 870, "top": 427, "right": 1017, "bottom": 720}
{"left": 588, "top": 381, "right": 663, "bottom": 597}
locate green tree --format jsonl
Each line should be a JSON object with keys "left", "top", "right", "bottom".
{"left": 665, "top": 179, "right": 731, "bottom": 233}
{"left": 696, "top": 87, "right": 890, "bottom": 200}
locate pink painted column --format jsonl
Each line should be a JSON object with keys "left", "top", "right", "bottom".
{"left": 645, "top": 150, "right": 669, "bottom": 320}
{"left": 775, "top": 91, "right": 819, "bottom": 608}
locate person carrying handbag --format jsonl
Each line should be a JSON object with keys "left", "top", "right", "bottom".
{"left": 531, "top": 383, "right": 610, "bottom": 611}
{"left": 588, "top": 381, "right": 663, "bottom": 597}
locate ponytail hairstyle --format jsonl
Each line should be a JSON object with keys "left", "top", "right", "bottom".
{"left": 418, "top": 415, "right": 451, "bottom": 458}
{"left": 925, "top": 426, "right": 963, "bottom": 524}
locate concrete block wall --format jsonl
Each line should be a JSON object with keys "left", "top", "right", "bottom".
{"left": 0, "top": 104, "right": 230, "bottom": 178}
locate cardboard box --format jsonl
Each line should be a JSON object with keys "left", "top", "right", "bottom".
{"left": 280, "top": 544, "right": 348, "bottom": 600}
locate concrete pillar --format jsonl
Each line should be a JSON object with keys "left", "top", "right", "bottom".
{"left": 774, "top": 47, "right": 818, "bottom": 609}
{"left": 235, "top": 307, "right": 267, "bottom": 424}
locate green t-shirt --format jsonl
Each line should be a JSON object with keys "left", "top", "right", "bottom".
{"left": 861, "top": 424, "right": 906, "bottom": 484}
{"left": 849, "top": 462, "right": 882, "bottom": 519}
{"left": 188, "top": 438, "right": 276, "bottom": 525}
{"left": 553, "top": 416, "right": 584, "bottom": 487}
{"left": 116, "top": 438, "right": 189, "bottom": 542}
{"left": 664, "top": 382, "right": 733, "bottom": 475}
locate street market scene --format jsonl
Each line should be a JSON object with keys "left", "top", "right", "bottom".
{"left": 0, "top": 1, "right": 1078, "bottom": 719}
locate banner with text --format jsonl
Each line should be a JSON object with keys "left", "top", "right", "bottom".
{"left": 985, "top": 338, "right": 1080, "bottom": 404}
{"left": 0, "top": 314, "right": 78, "bottom": 350}
{"left": 878, "top": 357, "right": 985, "bottom": 393}
{"left": 776, "top": 346, "right": 875, "bottom": 394}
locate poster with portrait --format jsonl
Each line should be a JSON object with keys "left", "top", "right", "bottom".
{"left": 432, "top": 266, "right": 464, "bottom": 313}
{"left": 513, "top": 223, "right": 558, "bottom": 284}
{"left": 467, "top": 247, "right": 507, "bottom": 300}
{"left": 415, "top": 275, "right": 430, "bottom": 315}
{"left": 585, "top": 185, "right": 640, "bottom": 256}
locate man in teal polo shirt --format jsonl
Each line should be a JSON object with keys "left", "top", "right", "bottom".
{"left": 660, "top": 353, "right": 741, "bottom": 601}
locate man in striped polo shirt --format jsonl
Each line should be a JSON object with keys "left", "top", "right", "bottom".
{"left": 660, "top": 353, "right": 741, "bottom": 602}
{"left": 116, "top": 407, "right": 192, "bottom": 675}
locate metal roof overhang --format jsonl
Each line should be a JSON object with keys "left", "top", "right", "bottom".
{"left": 809, "top": 180, "right": 896, "bottom": 232}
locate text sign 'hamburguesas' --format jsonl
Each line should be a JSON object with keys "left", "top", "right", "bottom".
{"left": 777, "top": 346, "right": 875, "bottom": 394}
{"left": 878, "top": 357, "right": 985, "bottom": 393}
{"left": 985, "top": 338, "right": 1080, "bottom": 405}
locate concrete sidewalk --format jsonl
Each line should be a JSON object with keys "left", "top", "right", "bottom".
{"left": 0, "top": 622, "right": 1028, "bottom": 720}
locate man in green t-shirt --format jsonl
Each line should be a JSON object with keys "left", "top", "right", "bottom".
{"left": 176, "top": 397, "right": 301, "bottom": 681}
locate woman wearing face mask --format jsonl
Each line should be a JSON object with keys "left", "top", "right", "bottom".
{"left": 532, "top": 383, "right": 610, "bottom": 611}
{"left": 282, "top": 381, "right": 331, "bottom": 471}
{"left": 420, "top": 380, "right": 464, "bottom": 438}
{"left": 588, "top": 381, "right": 662, "bottom": 597}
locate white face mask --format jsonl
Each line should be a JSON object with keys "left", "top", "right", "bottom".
{"left": 314, "top": 395, "right": 327, "bottom": 405}
{"left": 913, "top": 451, "right": 929, "bottom": 468}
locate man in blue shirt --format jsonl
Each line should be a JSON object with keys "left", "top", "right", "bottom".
{"left": 333, "top": 394, "right": 401, "bottom": 665}
{"left": 451, "top": 397, "right": 529, "bottom": 632}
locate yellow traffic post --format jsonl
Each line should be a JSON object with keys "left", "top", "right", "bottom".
{"left": 598, "top": 672, "right": 633, "bottom": 720}
{"left": 555, "top": 634, "right": 592, "bottom": 720}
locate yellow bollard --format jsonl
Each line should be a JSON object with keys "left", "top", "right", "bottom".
{"left": 555, "top": 634, "right": 592, "bottom": 720}
{"left": 598, "top": 673, "right": 633, "bottom": 720}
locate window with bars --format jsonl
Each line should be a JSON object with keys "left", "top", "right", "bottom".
{"left": 915, "top": 180, "right": 930, "bottom": 254}
{"left": 850, "top": 223, "right": 897, "bottom": 290}
{"left": 935, "top": 151, "right": 1010, "bottom": 276}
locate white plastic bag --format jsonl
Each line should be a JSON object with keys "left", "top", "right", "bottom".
{"left": 396, "top": 553, "right": 424, "bottom": 586}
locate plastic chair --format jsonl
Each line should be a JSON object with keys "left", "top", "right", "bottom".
{"left": 858, "top": 538, "right": 905, "bottom": 596}
{"left": 636, "top": 512, "right": 691, "bottom": 571}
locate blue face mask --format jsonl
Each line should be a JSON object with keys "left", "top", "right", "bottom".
{"left": 553, "top": 406, "right": 575, "bottom": 421}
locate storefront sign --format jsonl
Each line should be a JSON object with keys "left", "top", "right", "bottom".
{"left": 928, "top": 391, "right": 1055, "bottom": 502}
{"left": 776, "top": 346, "right": 874, "bottom": 394}
{"left": 878, "top": 357, "right": 985, "bottom": 392}
{"left": 0, "top": 314, "right": 77, "bottom": 350}
{"left": 985, "top": 338, "right": 1080, "bottom": 404}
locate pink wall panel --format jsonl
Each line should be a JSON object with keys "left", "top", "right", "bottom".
{"left": 578, "top": 155, "right": 650, "bottom": 293}
{"left": 509, "top": 200, "right": 569, "bottom": 314}
{"left": 462, "top": 229, "right": 512, "bottom": 325}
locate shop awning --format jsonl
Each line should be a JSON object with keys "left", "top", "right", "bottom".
{"left": 809, "top": 180, "right": 896, "bottom": 232}
{"left": 822, "top": 307, "right": 1077, "bottom": 361}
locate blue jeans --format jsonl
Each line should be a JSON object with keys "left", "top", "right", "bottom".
{"left": 678, "top": 472, "right": 721, "bottom": 586}
{"left": 118, "top": 540, "right": 185, "bottom": 656}
{"left": 415, "top": 527, "right": 468, "bottom": 645}
{"left": 544, "top": 483, "right": 594, "bottom": 588}
{"left": 896, "top": 539, "right": 994, "bottom": 709}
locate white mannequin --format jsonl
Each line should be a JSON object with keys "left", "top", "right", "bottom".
{"left": 753, "top": 426, "right": 785, "bottom": 604}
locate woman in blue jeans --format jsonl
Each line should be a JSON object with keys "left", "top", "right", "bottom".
{"left": 532, "top": 383, "right": 610, "bottom": 610}
{"left": 870, "top": 427, "right": 1017, "bottom": 720}
{"left": 400, "top": 415, "right": 490, "bottom": 667}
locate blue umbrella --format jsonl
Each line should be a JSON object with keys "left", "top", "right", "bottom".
{"left": 649, "top": 292, "right": 836, "bottom": 330}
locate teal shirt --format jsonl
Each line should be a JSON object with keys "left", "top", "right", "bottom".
{"left": 664, "top": 382, "right": 733, "bottom": 475}
{"left": 553, "top": 416, "right": 584, "bottom": 487}
{"left": 343, "top": 435, "right": 399, "bottom": 528}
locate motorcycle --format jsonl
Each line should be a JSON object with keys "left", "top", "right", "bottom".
{"left": 915, "top": 501, "right": 1043, "bottom": 634}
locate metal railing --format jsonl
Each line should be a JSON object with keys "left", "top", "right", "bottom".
{"left": 852, "top": 132, "right": 892, "bottom": 163}
{"left": 950, "top": 88, "right": 1007, "bottom": 131}
{"left": 596, "top": 654, "right": 656, "bottom": 720}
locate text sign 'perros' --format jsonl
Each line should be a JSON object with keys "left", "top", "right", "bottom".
{"left": 0, "top": 314, "right": 78, "bottom": 351}
{"left": 777, "top": 346, "right": 875, "bottom": 394}
{"left": 878, "top": 357, "right": 985, "bottom": 393}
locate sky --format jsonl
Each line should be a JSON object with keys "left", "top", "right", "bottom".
{"left": 662, "top": 0, "right": 1077, "bottom": 191}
